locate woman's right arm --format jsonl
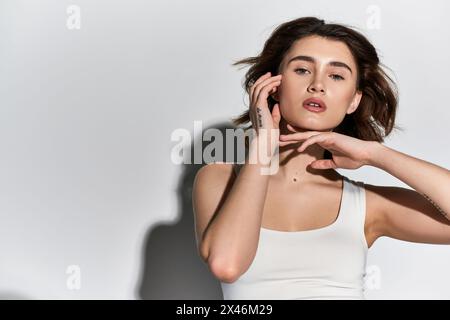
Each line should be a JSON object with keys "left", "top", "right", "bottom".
{"left": 192, "top": 145, "right": 271, "bottom": 283}
{"left": 192, "top": 72, "right": 283, "bottom": 283}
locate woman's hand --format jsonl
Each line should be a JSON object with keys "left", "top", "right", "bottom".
{"left": 249, "top": 72, "right": 282, "bottom": 158}
{"left": 279, "top": 123, "right": 379, "bottom": 170}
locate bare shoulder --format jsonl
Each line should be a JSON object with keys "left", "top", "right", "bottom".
{"left": 192, "top": 163, "right": 237, "bottom": 257}
{"left": 194, "top": 162, "right": 236, "bottom": 188}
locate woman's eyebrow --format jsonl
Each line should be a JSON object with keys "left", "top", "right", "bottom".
{"left": 287, "top": 55, "right": 353, "bottom": 74}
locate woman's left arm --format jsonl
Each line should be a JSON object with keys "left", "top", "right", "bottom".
{"left": 279, "top": 128, "right": 450, "bottom": 244}
{"left": 364, "top": 142, "right": 450, "bottom": 245}
{"left": 368, "top": 142, "right": 450, "bottom": 220}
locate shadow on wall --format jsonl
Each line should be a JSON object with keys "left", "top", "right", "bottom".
{"left": 0, "top": 291, "right": 31, "bottom": 300}
{"left": 136, "top": 122, "right": 246, "bottom": 299}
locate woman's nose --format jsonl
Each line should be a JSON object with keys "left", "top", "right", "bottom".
{"left": 307, "top": 78, "right": 325, "bottom": 93}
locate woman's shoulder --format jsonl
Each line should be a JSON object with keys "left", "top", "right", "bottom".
{"left": 194, "top": 162, "right": 238, "bottom": 186}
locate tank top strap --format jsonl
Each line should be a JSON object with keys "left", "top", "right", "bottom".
{"left": 338, "top": 176, "right": 367, "bottom": 248}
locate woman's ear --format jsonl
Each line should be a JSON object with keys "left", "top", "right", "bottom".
{"left": 347, "top": 90, "right": 362, "bottom": 114}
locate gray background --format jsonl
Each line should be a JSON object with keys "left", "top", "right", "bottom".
{"left": 0, "top": 0, "right": 449, "bottom": 299}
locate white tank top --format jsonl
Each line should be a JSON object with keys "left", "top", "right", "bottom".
{"left": 220, "top": 164, "right": 368, "bottom": 300}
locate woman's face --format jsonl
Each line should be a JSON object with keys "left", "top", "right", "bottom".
{"left": 275, "top": 35, "right": 362, "bottom": 131}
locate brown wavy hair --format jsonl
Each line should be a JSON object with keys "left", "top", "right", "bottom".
{"left": 230, "top": 17, "right": 402, "bottom": 158}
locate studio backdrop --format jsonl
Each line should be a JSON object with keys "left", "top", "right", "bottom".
{"left": 0, "top": 0, "right": 449, "bottom": 299}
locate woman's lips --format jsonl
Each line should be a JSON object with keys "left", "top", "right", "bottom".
{"left": 302, "top": 104, "right": 326, "bottom": 113}
{"left": 302, "top": 97, "right": 327, "bottom": 113}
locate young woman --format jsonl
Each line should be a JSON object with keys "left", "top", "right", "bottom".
{"left": 192, "top": 17, "right": 450, "bottom": 299}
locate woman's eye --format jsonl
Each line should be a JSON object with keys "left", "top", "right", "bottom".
{"left": 294, "top": 68, "right": 344, "bottom": 81}
{"left": 295, "top": 68, "right": 309, "bottom": 74}
{"left": 330, "top": 74, "right": 344, "bottom": 81}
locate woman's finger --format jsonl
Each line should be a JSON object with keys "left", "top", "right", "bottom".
{"left": 286, "top": 123, "right": 299, "bottom": 132}
{"left": 250, "top": 72, "right": 271, "bottom": 99}
{"left": 280, "top": 131, "right": 321, "bottom": 141}
{"left": 250, "top": 73, "right": 274, "bottom": 104}
{"left": 271, "top": 103, "right": 281, "bottom": 129}
{"left": 252, "top": 76, "right": 281, "bottom": 107}
{"left": 298, "top": 134, "right": 329, "bottom": 152}
{"left": 255, "top": 79, "right": 281, "bottom": 105}
{"left": 279, "top": 135, "right": 307, "bottom": 141}
{"left": 278, "top": 140, "right": 302, "bottom": 147}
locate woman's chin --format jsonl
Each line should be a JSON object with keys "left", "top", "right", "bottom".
{"left": 284, "top": 121, "right": 323, "bottom": 133}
